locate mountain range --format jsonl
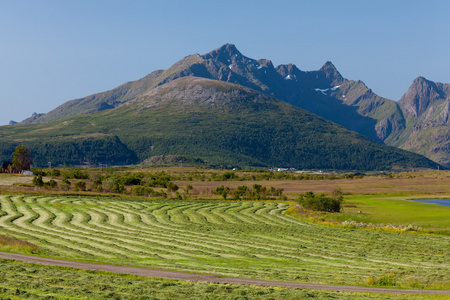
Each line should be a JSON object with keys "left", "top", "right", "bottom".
{"left": 1, "top": 44, "right": 447, "bottom": 170}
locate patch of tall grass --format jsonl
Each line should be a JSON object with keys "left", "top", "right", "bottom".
{"left": 0, "top": 235, "right": 40, "bottom": 254}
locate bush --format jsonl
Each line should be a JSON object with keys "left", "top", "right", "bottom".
{"left": 44, "top": 179, "right": 58, "bottom": 189}
{"left": 119, "top": 172, "right": 143, "bottom": 185}
{"left": 214, "top": 185, "right": 230, "bottom": 200}
{"left": 31, "top": 168, "right": 46, "bottom": 177}
{"left": 166, "top": 181, "right": 179, "bottom": 192}
{"left": 131, "top": 186, "right": 164, "bottom": 197}
{"left": 64, "top": 170, "right": 89, "bottom": 179}
{"left": 298, "top": 190, "right": 343, "bottom": 212}
{"left": 48, "top": 169, "right": 61, "bottom": 177}
{"left": 73, "top": 181, "right": 86, "bottom": 191}
{"left": 32, "top": 175, "right": 44, "bottom": 187}
{"left": 103, "top": 177, "right": 124, "bottom": 193}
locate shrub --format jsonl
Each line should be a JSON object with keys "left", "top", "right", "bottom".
{"left": 214, "top": 185, "right": 230, "bottom": 200}
{"left": 31, "top": 168, "right": 46, "bottom": 177}
{"left": 73, "top": 181, "right": 86, "bottom": 191}
{"left": 64, "top": 170, "right": 89, "bottom": 179}
{"left": 103, "top": 177, "right": 124, "bottom": 193}
{"left": 48, "top": 168, "right": 61, "bottom": 177}
{"left": 119, "top": 172, "right": 143, "bottom": 185}
{"left": 298, "top": 190, "right": 343, "bottom": 212}
{"left": 166, "top": 181, "right": 179, "bottom": 192}
{"left": 44, "top": 179, "right": 58, "bottom": 189}
{"left": 131, "top": 186, "right": 163, "bottom": 197}
{"left": 32, "top": 175, "right": 44, "bottom": 187}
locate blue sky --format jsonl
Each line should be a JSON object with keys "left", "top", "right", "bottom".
{"left": 1, "top": 0, "right": 449, "bottom": 126}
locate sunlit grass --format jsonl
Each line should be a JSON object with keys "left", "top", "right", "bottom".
{"left": 0, "top": 194, "right": 449, "bottom": 289}
{"left": 0, "top": 235, "right": 40, "bottom": 254}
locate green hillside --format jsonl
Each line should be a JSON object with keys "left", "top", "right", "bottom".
{"left": 0, "top": 77, "right": 440, "bottom": 170}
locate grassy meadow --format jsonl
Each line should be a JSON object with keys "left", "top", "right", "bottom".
{"left": 335, "top": 195, "right": 450, "bottom": 230}
{"left": 0, "top": 194, "right": 448, "bottom": 290}
{"left": 2, "top": 259, "right": 448, "bottom": 300}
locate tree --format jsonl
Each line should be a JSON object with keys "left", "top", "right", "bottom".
{"left": 12, "top": 145, "right": 32, "bottom": 171}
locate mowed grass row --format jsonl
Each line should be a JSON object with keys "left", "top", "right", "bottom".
{"left": 4, "top": 260, "right": 449, "bottom": 300}
{"left": 0, "top": 195, "right": 449, "bottom": 288}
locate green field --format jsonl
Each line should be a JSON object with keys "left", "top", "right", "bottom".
{"left": 0, "top": 259, "right": 448, "bottom": 300}
{"left": 331, "top": 195, "right": 450, "bottom": 233}
{"left": 0, "top": 195, "right": 449, "bottom": 289}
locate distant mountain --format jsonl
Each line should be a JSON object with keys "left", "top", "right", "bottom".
{"left": 394, "top": 77, "right": 450, "bottom": 165}
{"left": 14, "top": 44, "right": 450, "bottom": 166}
{"left": 19, "top": 44, "right": 397, "bottom": 143}
{"left": 0, "top": 77, "right": 439, "bottom": 170}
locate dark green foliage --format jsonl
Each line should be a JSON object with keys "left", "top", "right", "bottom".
{"left": 48, "top": 168, "right": 61, "bottom": 177}
{"left": 32, "top": 175, "right": 44, "bottom": 187}
{"left": 166, "top": 181, "right": 179, "bottom": 192}
{"left": 64, "top": 169, "right": 89, "bottom": 179}
{"left": 44, "top": 179, "right": 58, "bottom": 189}
{"left": 30, "top": 168, "right": 46, "bottom": 176}
{"left": 131, "top": 186, "right": 165, "bottom": 197}
{"left": 118, "top": 172, "right": 143, "bottom": 185}
{"left": 216, "top": 184, "right": 284, "bottom": 200}
{"left": 299, "top": 190, "right": 343, "bottom": 212}
{"left": 73, "top": 181, "right": 86, "bottom": 191}
{"left": 12, "top": 145, "right": 32, "bottom": 171}
{"left": 213, "top": 185, "right": 230, "bottom": 199}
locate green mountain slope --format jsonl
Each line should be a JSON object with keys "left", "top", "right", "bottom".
{"left": 0, "top": 77, "right": 440, "bottom": 170}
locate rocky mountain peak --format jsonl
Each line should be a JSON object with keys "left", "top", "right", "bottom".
{"left": 319, "top": 61, "right": 344, "bottom": 82}
{"left": 399, "top": 76, "right": 445, "bottom": 118}
{"left": 307, "top": 61, "right": 345, "bottom": 87}
{"left": 202, "top": 43, "right": 242, "bottom": 63}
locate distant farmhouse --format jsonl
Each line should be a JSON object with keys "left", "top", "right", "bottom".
{"left": 2, "top": 161, "right": 16, "bottom": 174}
{"left": 1, "top": 161, "right": 32, "bottom": 175}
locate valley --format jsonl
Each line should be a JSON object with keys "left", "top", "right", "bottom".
{"left": 0, "top": 168, "right": 449, "bottom": 299}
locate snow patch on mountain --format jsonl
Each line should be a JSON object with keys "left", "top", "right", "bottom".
{"left": 315, "top": 86, "right": 340, "bottom": 95}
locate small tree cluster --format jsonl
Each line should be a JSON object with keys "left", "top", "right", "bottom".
{"left": 298, "top": 189, "right": 343, "bottom": 212}
{"left": 212, "top": 184, "right": 284, "bottom": 200}
{"left": 32, "top": 175, "right": 57, "bottom": 189}
{"left": 131, "top": 186, "right": 166, "bottom": 198}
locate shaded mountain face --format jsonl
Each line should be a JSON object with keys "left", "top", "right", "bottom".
{"left": 0, "top": 77, "right": 439, "bottom": 170}
{"left": 14, "top": 43, "right": 450, "bottom": 166}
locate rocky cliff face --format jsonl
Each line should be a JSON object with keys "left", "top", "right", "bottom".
{"left": 399, "top": 77, "right": 447, "bottom": 118}
{"left": 392, "top": 77, "right": 450, "bottom": 165}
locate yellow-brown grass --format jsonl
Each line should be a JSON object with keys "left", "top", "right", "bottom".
{"left": 0, "top": 235, "right": 40, "bottom": 253}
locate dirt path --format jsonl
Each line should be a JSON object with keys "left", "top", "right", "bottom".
{"left": 1, "top": 252, "right": 449, "bottom": 295}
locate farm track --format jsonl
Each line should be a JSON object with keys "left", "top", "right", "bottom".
{"left": 0, "top": 194, "right": 449, "bottom": 287}
{"left": 0, "top": 252, "right": 449, "bottom": 295}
